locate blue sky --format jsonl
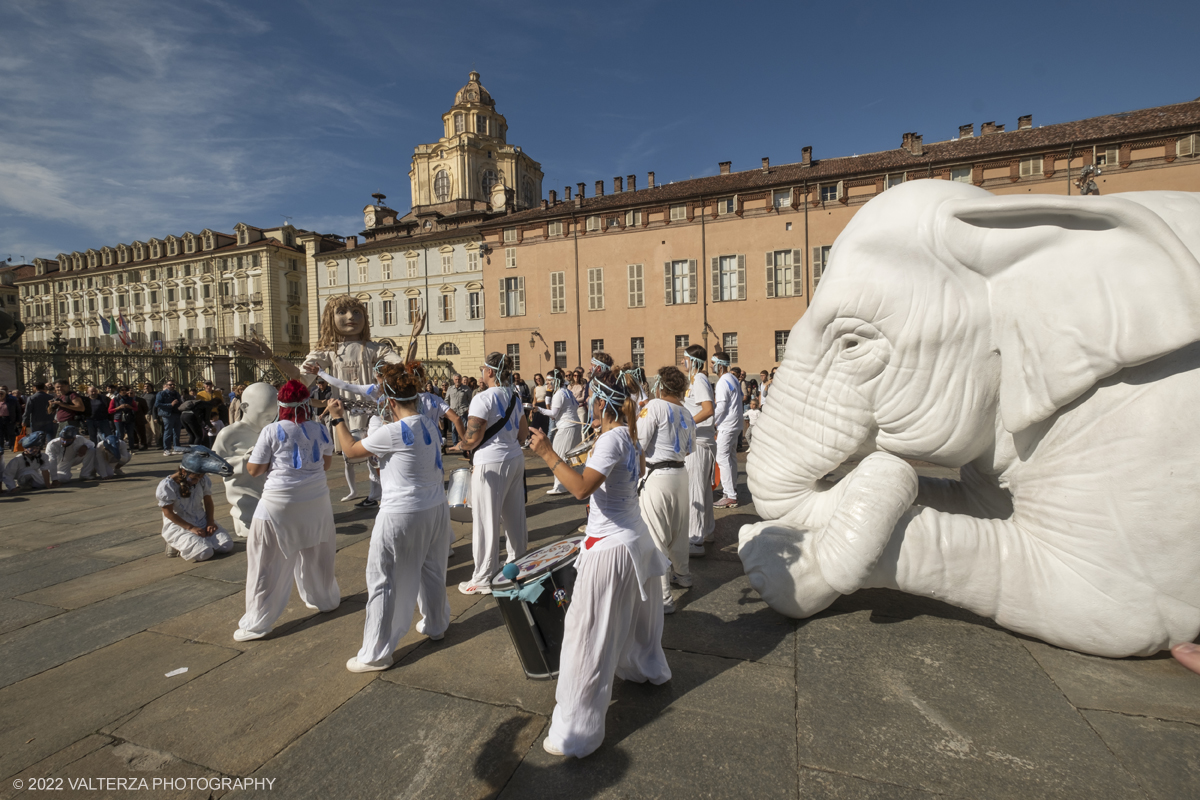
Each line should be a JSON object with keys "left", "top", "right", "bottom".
{"left": 2, "top": 0, "right": 1197, "bottom": 261}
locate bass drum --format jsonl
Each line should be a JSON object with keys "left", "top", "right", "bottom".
{"left": 446, "top": 467, "right": 472, "bottom": 522}
{"left": 491, "top": 535, "right": 583, "bottom": 680}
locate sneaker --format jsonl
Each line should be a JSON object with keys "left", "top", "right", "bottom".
{"left": 163, "top": 450, "right": 172, "bottom": 457}
{"left": 341, "top": 492, "right": 359, "bottom": 503}
{"left": 233, "top": 628, "right": 267, "bottom": 642}
{"left": 576, "top": 523, "right": 588, "bottom": 534}
{"left": 427, "top": 631, "right": 445, "bottom": 641}
{"left": 670, "top": 572, "right": 693, "bottom": 588}
{"left": 542, "top": 738, "right": 565, "bottom": 756}
{"left": 713, "top": 498, "right": 739, "bottom": 509}
{"left": 458, "top": 581, "right": 492, "bottom": 596}
{"left": 165, "top": 543, "right": 179, "bottom": 558}
{"left": 171, "top": 450, "right": 186, "bottom": 455}
{"left": 544, "top": 488, "right": 569, "bottom": 496}
{"left": 689, "top": 542, "right": 706, "bottom": 558}
{"left": 663, "top": 599, "right": 677, "bottom": 615}
{"left": 355, "top": 498, "right": 379, "bottom": 509}
{"left": 346, "top": 655, "right": 393, "bottom": 673}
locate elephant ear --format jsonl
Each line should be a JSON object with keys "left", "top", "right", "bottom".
{"left": 939, "top": 193, "right": 1200, "bottom": 433}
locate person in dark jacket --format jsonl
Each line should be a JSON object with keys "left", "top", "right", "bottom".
{"left": 155, "top": 379, "right": 184, "bottom": 455}
{"left": 141, "top": 382, "right": 160, "bottom": 449}
{"left": 84, "top": 385, "right": 113, "bottom": 443}
{"left": 0, "top": 386, "right": 19, "bottom": 451}
{"left": 109, "top": 386, "right": 141, "bottom": 449}
{"left": 22, "top": 382, "right": 57, "bottom": 441}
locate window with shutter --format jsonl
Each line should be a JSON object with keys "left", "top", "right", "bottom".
{"left": 499, "top": 278, "right": 507, "bottom": 317}
{"left": 517, "top": 276, "right": 526, "bottom": 316}
{"left": 551, "top": 271, "right": 566, "bottom": 313}
{"left": 769, "top": 251, "right": 794, "bottom": 297}
{"left": 950, "top": 167, "right": 972, "bottom": 183}
{"left": 505, "top": 248, "right": 516, "bottom": 269}
{"left": 715, "top": 255, "right": 741, "bottom": 301}
{"left": 669, "top": 204, "right": 686, "bottom": 221}
{"left": 711, "top": 257, "right": 720, "bottom": 302}
{"left": 765, "top": 252, "right": 775, "bottom": 298}
{"left": 627, "top": 264, "right": 644, "bottom": 307}
{"left": 773, "top": 189, "right": 792, "bottom": 209}
{"left": 588, "top": 268, "right": 604, "bottom": 311}
{"left": 630, "top": 337, "right": 645, "bottom": 368}
{"left": 469, "top": 291, "right": 483, "bottom": 320}
{"left": 504, "top": 228, "right": 516, "bottom": 243}
{"left": 443, "top": 253, "right": 454, "bottom": 273}
{"left": 791, "top": 249, "right": 803, "bottom": 296}
{"left": 722, "top": 333, "right": 738, "bottom": 364}
{"left": 407, "top": 258, "right": 419, "bottom": 278}
{"left": 1019, "top": 157, "right": 1043, "bottom": 177}
{"left": 548, "top": 221, "right": 563, "bottom": 236}
{"left": 820, "top": 184, "right": 838, "bottom": 202}
{"left": 1177, "top": 135, "right": 1197, "bottom": 157}
{"left": 687, "top": 260, "right": 697, "bottom": 304}
{"left": 812, "top": 245, "right": 831, "bottom": 288}
{"left": 586, "top": 216, "right": 600, "bottom": 231}
{"left": 664, "top": 262, "right": 674, "bottom": 306}
{"left": 736, "top": 254, "right": 746, "bottom": 300}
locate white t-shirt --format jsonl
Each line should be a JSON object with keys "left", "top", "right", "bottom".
{"left": 249, "top": 420, "right": 334, "bottom": 495}
{"left": 586, "top": 426, "right": 644, "bottom": 537}
{"left": 361, "top": 414, "right": 445, "bottom": 513}
{"left": 713, "top": 372, "right": 744, "bottom": 433}
{"left": 419, "top": 392, "right": 450, "bottom": 431}
{"left": 683, "top": 373, "right": 715, "bottom": 440}
{"left": 547, "top": 387, "right": 578, "bottom": 433}
{"left": 746, "top": 408, "right": 761, "bottom": 427}
{"left": 467, "top": 387, "right": 524, "bottom": 465}
{"left": 637, "top": 399, "right": 695, "bottom": 467}
{"left": 156, "top": 474, "right": 213, "bottom": 528}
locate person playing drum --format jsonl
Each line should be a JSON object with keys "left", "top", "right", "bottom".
{"left": 326, "top": 364, "right": 454, "bottom": 672}
{"left": 680, "top": 344, "right": 715, "bottom": 557}
{"left": 533, "top": 367, "right": 580, "bottom": 496}
{"left": 528, "top": 370, "right": 672, "bottom": 758}
{"left": 452, "top": 352, "right": 529, "bottom": 595}
{"left": 637, "top": 366, "right": 696, "bottom": 614}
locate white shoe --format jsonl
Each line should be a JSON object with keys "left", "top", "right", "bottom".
{"left": 689, "top": 542, "right": 706, "bottom": 557}
{"left": 458, "top": 581, "right": 492, "bottom": 596}
{"left": 346, "top": 655, "right": 393, "bottom": 673}
{"left": 233, "top": 628, "right": 267, "bottom": 642}
{"left": 542, "top": 738, "right": 565, "bottom": 756}
{"left": 341, "top": 492, "right": 358, "bottom": 502}
{"left": 664, "top": 600, "right": 677, "bottom": 615}
{"left": 163, "top": 450, "right": 172, "bottom": 457}
{"left": 304, "top": 602, "right": 318, "bottom": 611}
{"left": 544, "top": 488, "right": 569, "bottom": 496}
{"left": 671, "top": 572, "right": 693, "bottom": 588}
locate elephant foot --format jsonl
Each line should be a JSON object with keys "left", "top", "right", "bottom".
{"left": 738, "top": 522, "right": 839, "bottom": 618}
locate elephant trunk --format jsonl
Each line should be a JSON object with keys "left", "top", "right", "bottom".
{"left": 748, "top": 365, "right": 875, "bottom": 529}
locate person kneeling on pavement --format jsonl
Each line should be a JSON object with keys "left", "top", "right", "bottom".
{"left": 47, "top": 425, "right": 97, "bottom": 483}
{"left": 2, "top": 431, "right": 54, "bottom": 491}
{"left": 158, "top": 447, "right": 236, "bottom": 562}
{"left": 95, "top": 434, "right": 132, "bottom": 479}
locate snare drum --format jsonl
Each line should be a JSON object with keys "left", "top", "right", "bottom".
{"left": 491, "top": 535, "right": 583, "bottom": 680}
{"left": 446, "top": 467, "right": 472, "bottom": 522}
{"left": 563, "top": 429, "right": 596, "bottom": 468}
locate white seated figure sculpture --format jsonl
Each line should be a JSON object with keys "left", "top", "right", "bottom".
{"left": 213, "top": 382, "right": 278, "bottom": 538}
{"left": 739, "top": 181, "right": 1200, "bottom": 658}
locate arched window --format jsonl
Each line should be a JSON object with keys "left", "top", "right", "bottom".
{"left": 437, "top": 342, "right": 460, "bottom": 356}
{"left": 481, "top": 169, "right": 497, "bottom": 197}
{"left": 434, "top": 170, "right": 450, "bottom": 202}
{"left": 454, "top": 113, "right": 464, "bottom": 134}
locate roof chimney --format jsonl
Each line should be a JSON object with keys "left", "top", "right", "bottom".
{"left": 648, "top": 171, "right": 655, "bottom": 189}
{"left": 541, "top": 199, "right": 548, "bottom": 210}
{"left": 549, "top": 189, "right": 557, "bottom": 206}
{"left": 902, "top": 132, "right": 923, "bottom": 156}
{"left": 761, "top": 157, "right": 770, "bottom": 172}
{"left": 595, "top": 180, "right": 604, "bottom": 197}
{"left": 959, "top": 123, "right": 974, "bottom": 139}
{"left": 627, "top": 174, "right": 635, "bottom": 191}
{"left": 801, "top": 146, "right": 812, "bottom": 167}
{"left": 577, "top": 182, "right": 586, "bottom": 198}
{"left": 981, "top": 121, "right": 1001, "bottom": 135}
{"left": 345, "top": 236, "right": 357, "bottom": 250}
{"left": 564, "top": 185, "right": 571, "bottom": 201}
{"left": 1018, "top": 114, "right": 1032, "bottom": 130}
{"left": 613, "top": 176, "right": 623, "bottom": 193}
{"left": 719, "top": 161, "right": 731, "bottom": 175}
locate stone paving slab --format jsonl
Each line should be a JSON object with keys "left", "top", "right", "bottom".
{"left": 89, "top": 535, "right": 171, "bottom": 564}
{"left": 114, "top": 601, "right": 375, "bottom": 776}
{"left": 1, "top": 556, "right": 115, "bottom": 599}
{"left": 0, "top": 735, "right": 113, "bottom": 800}
{"left": 148, "top": 591, "right": 317, "bottom": 651}
{"left": 0, "top": 575, "right": 239, "bottom": 689}
{"left": 230, "top": 681, "right": 544, "bottom": 800}
{"left": 797, "top": 769, "right": 957, "bottom": 799}
{"left": 793, "top": 610, "right": 1143, "bottom": 799}
{"left": 0, "top": 632, "right": 236, "bottom": 780}
{"left": 1023, "top": 640, "right": 1200, "bottom": 725}
{"left": 1081, "top": 710, "right": 1200, "bottom": 800}
{"left": 0, "top": 599, "right": 62, "bottom": 635}
{"left": 17, "top": 553, "right": 200, "bottom": 610}
{"left": 14, "top": 741, "right": 223, "bottom": 800}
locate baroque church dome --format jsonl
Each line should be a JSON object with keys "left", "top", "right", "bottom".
{"left": 454, "top": 71, "right": 495, "bottom": 108}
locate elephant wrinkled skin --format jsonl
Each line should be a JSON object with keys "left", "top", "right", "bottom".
{"left": 740, "top": 181, "right": 1200, "bottom": 657}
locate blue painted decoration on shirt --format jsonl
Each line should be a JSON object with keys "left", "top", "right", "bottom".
{"left": 400, "top": 420, "right": 414, "bottom": 446}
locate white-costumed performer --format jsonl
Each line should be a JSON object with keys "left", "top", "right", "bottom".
{"left": 234, "top": 380, "right": 340, "bottom": 642}
{"left": 2, "top": 431, "right": 54, "bottom": 491}
{"left": 679, "top": 345, "right": 715, "bottom": 557}
{"left": 327, "top": 363, "right": 454, "bottom": 673}
{"left": 94, "top": 435, "right": 131, "bottom": 479}
{"left": 710, "top": 351, "right": 744, "bottom": 509}
{"left": 47, "top": 426, "right": 97, "bottom": 483}
{"left": 302, "top": 363, "right": 386, "bottom": 508}
{"left": 233, "top": 294, "right": 403, "bottom": 503}
{"left": 212, "top": 382, "right": 277, "bottom": 537}
{"left": 452, "top": 351, "right": 529, "bottom": 596}
{"left": 157, "top": 447, "right": 236, "bottom": 562}
{"left": 637, "top": 366, "right": 696, "bottom": 613}
{"left": 534, "top": 367, "right": 579, "bottom": 496}
{"left": 529, "top": 369, "right": 671, "bottom": 759}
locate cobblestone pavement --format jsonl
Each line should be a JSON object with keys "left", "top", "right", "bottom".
{"left": 0, "top": 449, "right": 1196, "bottom": 799}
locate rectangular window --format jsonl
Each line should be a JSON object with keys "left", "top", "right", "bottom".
{"left": 101, "top": 296, "right": 110, "bottom": 309}
{"left": 251, "top": 254, "right": 260, "bottom": 268}
{"left": 554, "top": 341, "right": 567, "bottom": 370}
{"left": 150, "top": 291, "right": 159, "bottom": 305}
{"left": 73, "top": 300, "right": 81, "bottom": 313}
{"left": 550, "top": 271, "right": 566, "bottom": 314}
{"left": 664, "top": 260, "right": 697, "bottom": 305}
{"left": 669, "top": 204, "right": 686, "bottom": 221}
{"left": 454, "top": 113, "right": 464, "bottom": 134}
{"left": 773, "top": 189, "right": 792, "bottom": 209}
{"left": 766, "top": 250, "right": 803, "bottom": 298}
{"left": 381, "top": 260, "right": 392, "bottom": 280}
{"left": 723, "top": 333, "right": 739, "bottom": 364}
{"left": 503, "top": 228, "right": 517, "bottom": 243}
{"left": 820, "top": 183, "right": 840, "bottom": 202}
{"left": 477, "top": 115, "right": 488, "bottom": 135}
{"left": 587, "top": 267, "right": 604, "bottom": 310}
{"left": 167, "top": 288, "right": 176, "bottom": 302}
{"left": 506, "top": 343, "right": 520, "bottom": 371}
{"left": 605, "top": 215, "right": 621, "bottom": 229}
{"left": 382, "top": 300, "right": 395, "bottom": 326}
{"left": 627, "top": 263, "right": 644, "bottom": 308}
{"left": 59, "top": 301, "right": 66, "bottom": 315}
{"left": 358, "top": 263, "right": 369, "bottom": 282}
{"left": 674, "top": 334, "right": 690, "bottom": 366}
{"left": 719, "top": 197, "right": 735, "bottom": 214}
{"left": 950, "top": 167, "right": 972, "bottom": 183}
{"left": 184, "top": 286, "right": 194, "bottom": 301}
{"left": 165, "top": 267, "right": 174, "bottom": 279}
{"left": 439, "top": 293, "right": 455, "bottom": 322}
{"left": 586, "top": 216, "right": 600, "bottom": 232}
{"left": 327, "top": 266, "right": 337, "bottom": 286}
{"left": 442, "top": 253, "right": 453, "bottom": 274}
{"left": 812, "top": 245, "right": 832, "bottom": 288}
{"left": 1019, "top": 157, "right": 1043, "bottom": 178}
{"left": 590, "top": 339, "right": 604, "bottom": 355}
{"left": 624, "top": 210, "right": 642, "bottom": 227}
{"left": 505, "top": 248, "right": 516, "bottom": 269}
{"left": 88, "top": 298, "right": 96, "bottom": 312}
{"left": 712, "top": 254, "right": 745, "bottom": 302}
{"left": 134, "top": 293, "right": 143, "bottom": 306}
{"left": 631, "top": 337, "right": 645, "bottom": 369}
{"left": 548, "top": 221, "right": 563, "bottom": 237}
{"left": 886, "top": 173, "right": 905, "bottom": 190}
{"left": 775, "top": 330, "right": 790, "bottom": 362}
{"left": 407, "top": 258, "right": 419, "bottom": 278}
{"left": 468, "top": 290, "right": 483, "bottom": 320}
{"left": 407, "top": 297, "right": 421, "bottom": 324}
{"left": 467, "top": 251, "right": 479, "bottom": 271}
{"left": 499, "top": 276, "right": 525, "bottom": 317}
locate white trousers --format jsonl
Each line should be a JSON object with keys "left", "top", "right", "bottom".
{"left": 715, "top": 428, "right": 739, "bottom": 501}
{"left": 161, "top": 522, "right": 235, "bottom": 562}
{"left": 551, "top": 423, "right": 582, "bottom": 492}
{"left": 685, "top": 438, "right": 716, "bottom": 544}
{"left": 357, "top": 504, "right": 453, "bottom": 664}
{"left": 239, "top": 517, "right": 340, "bottom": 636}
{"left": 53, "top": 449, "right": 97, "bottom": 482}
{"left": 94, "top": 451, "right": 131, "bottom": 479}
{"left": 546, "top": 543, "right": 671, "bottom": 758}
{"left": 469, "top": 456, "right": 528, "bottom": 585}
{"left": 638, "top": 469, "right": 690, "bottom": 603}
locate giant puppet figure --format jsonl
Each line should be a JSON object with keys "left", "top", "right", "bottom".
{"left": 234, "top": 295, "right": 417, "bottom": 501}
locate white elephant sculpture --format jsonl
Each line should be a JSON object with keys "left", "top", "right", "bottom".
{"left": 740, "top": 180, "right": 1200, "bottom": 658}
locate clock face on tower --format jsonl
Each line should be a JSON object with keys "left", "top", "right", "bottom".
{"left": 365, "top": 212, "right": 376, "bottom": 227}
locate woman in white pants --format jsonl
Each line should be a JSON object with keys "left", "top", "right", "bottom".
{"left": 680, "top": 345, "right": 715, "bottom": 557}
{"left": 452, "top": 352, "right": 529, "bottom": 595}
{"left": 710, "top": 352, "right": 743, "bottom": 509}
{"left": 534, "top": 368, "right": 579, "bottom": 495}
{"left": 637, "top": 366, "right": 696, "bottom": 613}
{"left": 529, "top": 370, "right": 671, "bottom": 759}
{"left": 235, "top": 380, "right": 340, "bottom": 642}
{"left": 327, "top": 363, "right": 453, "bottom": 672}
{"left": 157, "top": 448, "right": 235, "bottom": 562}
